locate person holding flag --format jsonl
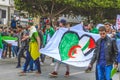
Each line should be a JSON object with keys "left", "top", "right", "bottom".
{"left": 49, "top": 19, "right": 70, "bottom": 77}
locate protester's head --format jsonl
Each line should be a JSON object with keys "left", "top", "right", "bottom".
{"left": 8, "top": 28, "right": 12, "bottom": 33}
{"left": 88, "top": 23, "right": 94, "bottom": 30}
{"left": 10, "top": 30, "right": 14, "bottom": 35}
{"left": 13, "top": 29, "right": 17, "bottom": 34}
{"left": 83, "top": 22, "right": 89, "bottom": 31}
{"left": 99, "top": 26, "right": 107, "bottom": 39}
{"left": 17, "top": 25, "right": 22, "bottom": 29}
{"left": 46, "top": 23, "right": 51, "bottom": 30}
{"left": 104, "top": 22, "right": 110, "bottom": 27}
{"left": 3, "top": 27, "right": 7, "bottom": 32}
{"left": 111, "top": 29, "right": 116, "bottom": 35}
{"left": 17, "top": 25, "right": 23, "bottom": 32}
{"left": 28, "top": 20, "right": 34, "bottom": 26}
{"left": 66, "top": 23, "right": 71, "bottom": 28}
{"left": 110, "top": 29, "right": 116, "bottom": 38}
{"left": 104, "top": 22, "right": 111, "bottom": 33}
{"left": 59, "top": 19, "right": 66, "bottom": 27}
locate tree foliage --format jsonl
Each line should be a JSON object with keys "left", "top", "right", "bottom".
{"left": 14, "top": 0, "right": 120, "bottom": 23}
{"left": 14, "top": 0, "right": 80, "bottom": 18}
{"left": 71, "top": 0, "right": 120, "bottom": 23}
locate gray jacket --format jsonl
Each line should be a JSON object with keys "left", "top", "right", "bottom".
{"left": 90, "top": 36, "right": 118, "bottom": 66}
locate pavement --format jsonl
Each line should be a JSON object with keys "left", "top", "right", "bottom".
{"left": 0, "top": 57, "right": 120, "bottom": 80}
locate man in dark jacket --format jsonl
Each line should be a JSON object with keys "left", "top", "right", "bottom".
{"left": 16, "top": 26, "right": 27, "bottom": 68}
{"left": 86, "top": 26, "right": 118, "bottom": 80}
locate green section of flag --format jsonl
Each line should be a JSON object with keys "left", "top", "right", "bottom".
{"left": 59, "top": 32, "right": 79, "bottom": 61}
{"left": 111, "top": 68, "right": 117, "bottom": 78}
{"left": 2, "top": 36, "right": 18, "bottom": 41}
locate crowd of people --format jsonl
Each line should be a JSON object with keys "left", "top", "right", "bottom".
{"left": 0, "top": 18, "right": 71, "bottom": 76}
{"left": 0, "top": 17, "right": 120, "bottom": 80}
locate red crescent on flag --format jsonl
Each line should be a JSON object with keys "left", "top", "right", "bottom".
{"left": 68, "top": 45, "right": 81, "bottom": 58}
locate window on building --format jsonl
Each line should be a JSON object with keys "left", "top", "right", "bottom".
{"left": 2, "top": 10, "right": 6, "bottom": 18}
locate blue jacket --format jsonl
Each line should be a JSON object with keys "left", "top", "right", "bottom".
{"left": 11, "top": 20, "right": 16, "bottom": 28}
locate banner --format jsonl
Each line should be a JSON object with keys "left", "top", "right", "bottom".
{"left": 116, "top": 15, "right": 120, "bottom": 30}
{"left": 40, "top": 24, "right": 100, "bottom": 67}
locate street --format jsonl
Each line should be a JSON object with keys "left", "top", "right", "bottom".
{"left": 0, "top": 58, "right": 119, "bottom": 80}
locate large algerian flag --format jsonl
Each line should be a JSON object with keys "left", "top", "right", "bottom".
{"left": 40, "top": 24, "right": 100, "bottom": 67}
{"left": 2, "top": 36, "right": 18, "bottom": 46}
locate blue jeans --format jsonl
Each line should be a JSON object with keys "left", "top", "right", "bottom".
{"left": 3, "top": 43, "right": 7, "bottom": 51}
{"left": 28, "top": 60, "right": 37, "bottom": 71}
{"left": 97, "top": 64, "right": 113, "bottom": 80}
{"left": 22, "top": 59, "right": 37, "bottom": 71}
{"left": 23, "top": 50, "right": 41, "bottom": 73}
{"left": 11, "top": 46, "right": 18, "bottom": 57}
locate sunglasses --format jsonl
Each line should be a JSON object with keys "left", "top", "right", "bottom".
{"left": 99, "top": 33, "right": 106, "bottom": 35}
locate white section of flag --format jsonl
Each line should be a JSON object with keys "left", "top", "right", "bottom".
{"left": 4, "top": 40, "right": 17, "bottom": 46}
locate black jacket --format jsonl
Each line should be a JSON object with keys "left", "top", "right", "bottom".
{"left": 90, "top": 36, "right": 118, "bottom": 66}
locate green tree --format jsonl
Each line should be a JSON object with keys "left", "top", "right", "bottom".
{"left": 14, "top": 0, "right": 120, "bottom": 24}
{"left": 71, "top": 0, "right": 120, "bottom": 23}
{"left": 14, "top": 0, "right": 81, "bottom": 20}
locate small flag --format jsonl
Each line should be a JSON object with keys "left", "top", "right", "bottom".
{"left": 111, "top": 68, "right": 117, "bottom": 78}
{"left": 2, "top": 36, "right": 18, "bottom": 46}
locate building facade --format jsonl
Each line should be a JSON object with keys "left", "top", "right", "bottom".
{"left": 0, "top": 0, "right": 14, "bottom": 25}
